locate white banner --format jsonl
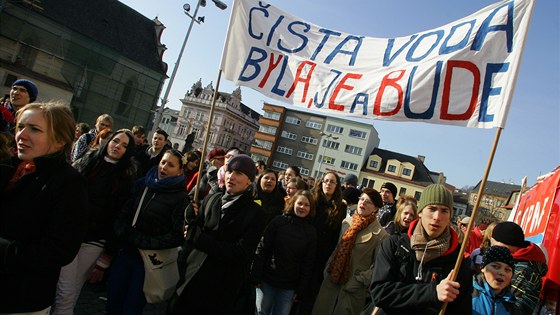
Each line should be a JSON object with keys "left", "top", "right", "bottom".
{"left": 221, "top": 0, "right": 534, "bottom": 128}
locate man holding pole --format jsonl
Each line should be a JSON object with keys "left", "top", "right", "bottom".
{"left": 370, "top": 184, "right": 472, "bottom": 315}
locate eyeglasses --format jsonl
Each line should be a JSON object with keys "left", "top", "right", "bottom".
{"left": 322, "top": 179, "right": 337, "bottom": 184}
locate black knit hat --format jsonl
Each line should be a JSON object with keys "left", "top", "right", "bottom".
{"left": 362, "top": 188, "right": 383, "bottom": 208}
{"left": 342, "top": 187, "right": 361, "bottom": 205}
{"left": 13, "top": 79, "right": 38, "bottom": 102}
{"left": 227, "top": 154, "right": 256, "bottom": 181}
{"left": 492, "top": 221, "right": 529, "bottom": 248}
{"left": 381, "top": 182, "right": 397, "bottom": 198}
{"left": 482, "top": 245, "right": 515, "bottom": 269}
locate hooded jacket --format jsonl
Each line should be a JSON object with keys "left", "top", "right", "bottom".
{"left": 510, "top": 242, "right": 548, "bottom": 314}
{"left": 472, "top": 274, "right": 520, "bottom": 315}
{"left": 370, "top": 219, "right": 472, "bottom": 315}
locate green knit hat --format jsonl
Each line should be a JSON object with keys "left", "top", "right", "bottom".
{"left": 418, "top": 184, "right": 453, "bottom": 212}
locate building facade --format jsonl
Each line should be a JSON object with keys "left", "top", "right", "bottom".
{"left": 250, "top": 103, "right": 380, "bottom": 179}
{"left": 0, "top": 0, "right": 167, "bottom": 129}
{"left": 171, "top": 80, "right": 260, "bottom": 153}
{"left": 468, "top": 180, "right": 521, "bottom": 222}
{"left": 359, "top": 147, "right": 440, "bottom": 201}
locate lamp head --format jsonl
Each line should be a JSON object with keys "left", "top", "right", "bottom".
{"left": 183, "top": 3, "right": 190, "bottom": 12}
{"left": 212, "top": 0, "right": 227, "bottom": 10}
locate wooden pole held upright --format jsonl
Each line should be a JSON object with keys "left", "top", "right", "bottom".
{"left": 193, "top": 69, "right": 223, "bottom": 204}
{"left": 439, "top": 127, "right": 502, "bottom": 315}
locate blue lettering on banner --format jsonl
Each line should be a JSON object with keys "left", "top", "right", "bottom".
{"left": 479, "top": 62, "right": 509, "bottom": 122}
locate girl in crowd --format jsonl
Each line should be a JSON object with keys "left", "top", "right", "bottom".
{"left": 255, "top": 169, "right": 286, "bottom": 225}
{"left": 384, "top": 195, "right": 418, "bottom": 235}
{"left": 472, "top": 246, "right": 519, "bottom": 315}
{"left": 0, "top": 102, "right": 88, "bottom": 313}
{"left": 54, "top": 129, "right": 138, "bottom": 315}
{"left": 280, "top": 165, "right": 301, "bottom": 190}
{"left": 253, "top": 190, "right": 317, "bottom": 315}
{"left": 90, "top": 128, "right": 113, "bottom": 150}
{"left": 470, "top": 221, "right": 499, "bottom": 273}
{"left": 183, "top": 150, "right": 201, "bottom": 193}
{"left": 107, "top": 149, "right": 188, "bottom": 314}
{"left": 284, "top": 177, "right": 307, "bottom": 202}
{"left": 312, "top": 188, "right": 389, "bottom": 315}
{"left": 296, "top": 172, "right": 346, "bottom": 314}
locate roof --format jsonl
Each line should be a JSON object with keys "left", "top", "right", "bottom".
{"left": 29, "top": 0, "right": 166, "bottom": 73}
{"left": 364, "top": 147, "right": 435, "bottom": 184}
{"left": 472, "top": 180, "right": 522, "bottom": 198}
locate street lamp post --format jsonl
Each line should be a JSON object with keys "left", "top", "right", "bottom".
{"left": 152, "top": 0, "right": 227, "bottom": 133}
{"left": 318, "top": 131, "right": 339, "bottom": 178}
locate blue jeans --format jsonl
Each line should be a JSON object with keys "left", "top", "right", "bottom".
{"left": 256, "top": 281, "right": 294, "bottom": 315}
{"left": 106, "top": 250, "right": 147, "bottom": 315}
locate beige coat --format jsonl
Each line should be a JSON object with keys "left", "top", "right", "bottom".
{"left": 311, "top": 217, "right": 388, "bottom": 315}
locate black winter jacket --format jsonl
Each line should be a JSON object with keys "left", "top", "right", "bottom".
{"left": 0, "top": 154, "right": 88, "bottom": 312}
{"left": 175, "top": 188, "right": 267, "bottom": 315}
{"left": 114, "top": 177, "right": 188, "bottom": 251}
{"left": 252, "top": 213, "right": 317, "bottom": 295}
{"left": 370, "top": 219, "right": 472, "bottom": 315}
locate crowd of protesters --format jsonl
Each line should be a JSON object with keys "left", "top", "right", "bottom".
{"left": 0, "top": 79, "right": 551, "bottom": 315}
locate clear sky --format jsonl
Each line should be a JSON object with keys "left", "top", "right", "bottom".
{"left": 119, "top": 0, "right": 559, "bottom": 189}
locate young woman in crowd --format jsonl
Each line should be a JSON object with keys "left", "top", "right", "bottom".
{"left": 312, "top": 188, "right": 388, "bottom": 315}
{"left": 470, "top": 221, "right": 498, "bottom": 273}
{"left": 255, "top": 169, "right": 286, "bottom": 225}
{"left": 54, "top": 129, "right": 138, "bottom": 315}
{"left": 252, "top": 190, "right": 317, "bottom": 315}
{"left": 0, "top": 102, "right": 88, "bottom": 313}
{"left": 295, "top": 172, "right": 346, "bottom": 314}
{"left": 107, "top": 149, "right": 188, "bottom": 314}
{"left": 384, "top": 195, "right": 418, "bottom": 235}
{"left": 280, "top": 165, "right": 301, "bottom": 190}
{"left": 284, "top": 177, "right": 308, "bottom": 202}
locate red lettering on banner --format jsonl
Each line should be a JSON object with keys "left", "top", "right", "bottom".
{"left": 441, "top": 60, "right": 480, "bottom": 120}
{"left": 374, "top": 70, "right": 406, "bottom": 116}
{"left": 258, "top": 53, "right": 284, "bottom": 88}
{"left": 329, "top": 73, "right": 363, "bottom": 111}
{"left": 286, "top": 60, "right": 316, "bottom": 102}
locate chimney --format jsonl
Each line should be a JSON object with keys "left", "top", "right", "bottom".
{"left": 417, "top": 155, "right": 425, "bottom": 163}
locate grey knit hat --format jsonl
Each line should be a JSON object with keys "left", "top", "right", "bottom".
{"left": 418, "top": 184, "right": 453, "bottom": 212}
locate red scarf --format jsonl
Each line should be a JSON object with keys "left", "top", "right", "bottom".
{"left": 6, "top": 161, "right": 36, "bottom": 190}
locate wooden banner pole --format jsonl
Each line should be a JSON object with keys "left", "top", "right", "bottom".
{"left": 193, "top": 68, "right": 223, "bottom": 204}
{"left": 439, "top": 127, "right": 503, "bottom": 315}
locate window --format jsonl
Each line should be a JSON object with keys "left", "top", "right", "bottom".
{"left": 369, "top": 160, "right": 379, "bottom": 168}
{"left": 414, "top": 191, "right": 422, "bottom": 201}
{"left": 388, "top": 165, "right": 397, "bottom": 173}
{"left": 301, "top": 136, "right": 318, "bottom": 145}
{"left": 349, "top": 129, "right": 367, "bottom": 139}
{"left": 305, "top": 121, "right": 322, "bottom": 129}
{"left": 402, "top": 168, "right": 412, "bottom": 176}
{"left": 259, "top": 125, "right": 277, "bottom": 135}
{"left": 300, "top": 167, "right": 310, "bottom": 176}
{"left": 345, "top": 145, "right": 362, "bottom": 155}
{"left": 285, "top": 116, "right": 301, "bottom": 125}
{"left": 277, "top": 146, "right": 293, "bottom": 155}
{"left": 297, "top": 151, "right": 314, "bottom": 160}
{"left": 254, "top": 139, "right": 273, "bottom": 150}
{"left": 281, "top": 131, "right": 297, "bottom": 140}
{"left": 341, "top": 160, "right": 358, "bottom": 171}
{"left": 320, "top": 155, "right": 335, "bottom": 165}
{"left": 399, "top": 187, "right": 407, "bottom": 196}
{"left": 263, "top": 111, "right": 281, "bottom": 120}
{"left": 272, "top": 160, "right": 289, "bottom": 170}
{"left": 322, "top": 139, "right": 339, "bottom": 149}
{"left": 178, "top": 124, "right": 186, "bottom": 136}
{"left": 326, "top": 124, "right": 344, "bottom": 134}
